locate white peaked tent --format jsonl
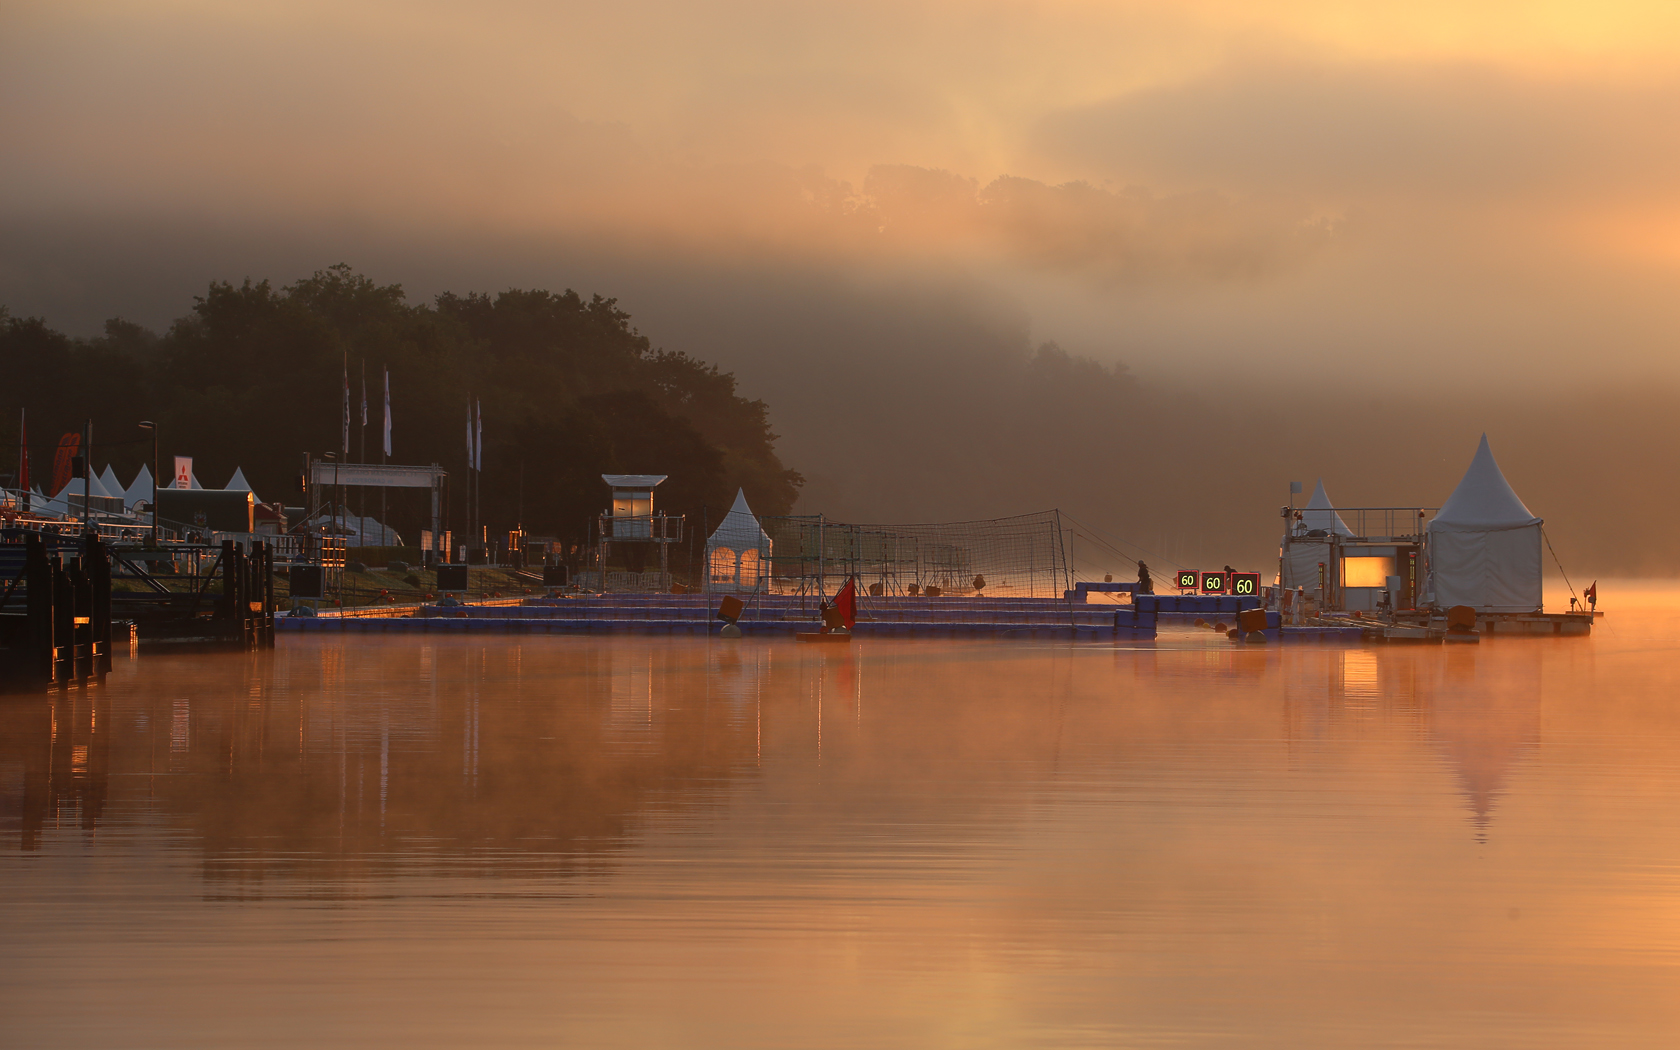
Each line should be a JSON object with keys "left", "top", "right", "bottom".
{"left": 705, "top": 489, "right": 772, "bottom": 592}
{"left": 224, "top": 467, "right": 261, "bottom": 505}
{"left": 97, "top": 465, "right": 123, "bottom": 500}
{"left": 1427, "top": 435, "right": 1542, "bottom": 613}
{"left": 1281, "top": 479, "right": 1350, "bottom": 589}
{"left": 124, "top": 464, "right": 155, "bottom": 508}
{"left": 1301, "top": 480, "right": 1353, "bottom": 536}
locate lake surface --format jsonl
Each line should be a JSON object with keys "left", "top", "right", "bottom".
{"left": 4, "top": 584, "right": 1680, "bottom": 1048}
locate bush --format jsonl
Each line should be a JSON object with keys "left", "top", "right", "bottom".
{"left": 404, "top": 574, "right": 421, "bottom": 587}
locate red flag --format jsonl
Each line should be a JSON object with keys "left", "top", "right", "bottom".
{"left": 17, "top": 409, "right": 27, "bottom": 492}
{"left": 834, "top": 576, "right": 857, "bottom": 631}
{"left": 1584, "top": 581, "right": 1597, "bottom": 606}
{"left": 51, "top": 433, "right": 80, "bottom": 497}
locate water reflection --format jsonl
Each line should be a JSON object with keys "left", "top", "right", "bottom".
{"left": 6, "top": 620, "right": 1680, "bottom": 1048}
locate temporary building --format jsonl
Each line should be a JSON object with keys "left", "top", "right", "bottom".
{"left": 1280, "top": 479, "right": 1350, "bottom": 590}
{"left": 706, "top": 489, "right": 772, "bottom": 592}
{"left": 224, "top": 466, "right": 262, "bottom": 505}
{"left": 1300, "top": 480, "right": 1352, "bottom": 537}
{"left": 97, "top": 465, "right": 123, "bottom": 500}
{"left": 1427, "top": 435, "right": 1542, "bottom": 613}
{"left": 124, "top": 464, "right": 156, "bottom": 509}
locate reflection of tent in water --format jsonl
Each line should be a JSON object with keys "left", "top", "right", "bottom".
{"left": 706, "top": 489, "right": 773, "bottom": 593}
{"left": 1421, "top": 649, "right": 1541, "bottom": 840}
{"left": 1280, "top": 647, "right": 1540, "bottom": 840}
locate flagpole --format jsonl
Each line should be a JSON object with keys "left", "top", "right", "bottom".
{"left": 381, "top": 365, "right": 389, "bottom": 552}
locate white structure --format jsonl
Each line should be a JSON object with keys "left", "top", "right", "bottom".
{"left": 124, "top": 464, "right": 156, "bottom": 509}
{"left": 1280, "top": 479, "right": 1349, "bottom": 591}
{"left": 224, "top": 466, "right": 258, "bottom": 500}
{"left": 97, "top": 465, "right": 123, "bottom": 501}
{"left": 601, "top": 474, "right": 667, "bottom": 539}
{"left": 1427, "top": 435, "right": 1542, "bottom": 613}
{"left": 706, "top": 489, "right": 772, "bottom": 592}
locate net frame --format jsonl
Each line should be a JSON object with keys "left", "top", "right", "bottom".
{"left": 760, "top": 511, "right": 1069, "bottom": 599}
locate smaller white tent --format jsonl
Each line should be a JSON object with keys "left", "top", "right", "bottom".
{"left": 124, "top": 464, "right": 156, "bottom": 509}
{"left": 224, "top": 467, "right": 261, "bottom": 505}
{"left": 706, "top": 489, "right": 772, "bottom": 592}
{"left": 1300, "top": 480, "right": 1352, "bottom": 537}
{"left": 1281, "top": 479, "right": 1350, "bottom": 589}
{"left": 1427, "top": 435, "right": 1542, "bottom": 613}
{"left": 97, "top": 465, "right": 123, "bottom": 499}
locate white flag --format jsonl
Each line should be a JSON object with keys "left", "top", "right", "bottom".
{"left": 466, "top": 401, "right": 474, "bottom": 467}
{"left": 360, "top": 361, "right": 368, "bottom": 427}
{"left": 474, "top": 399, "right": 483, "bottom": 471}
{"left": 383, "top": 367, "right": 392, "bottom": 457}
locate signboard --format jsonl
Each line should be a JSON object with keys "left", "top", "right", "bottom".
{"left": 1230, "top": 572, "right": 1260, "bottom": 597}
{"left": 290, "top": 565, "right": 324, "bottom": 599}
{"left": 436, "top": 565, "right": 469, "bottom": 592}
{"left": 173, "top": 456, "right": 192, "bottom": 490}
{"left": 1199, "top": 572, "right": 1227, "bottom": 593}
{"left": 1176, "top": 570, "right": 1199, "bottom": 591}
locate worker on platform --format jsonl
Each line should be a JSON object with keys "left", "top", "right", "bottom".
{"left": 1137, "top": 561, "right": 1154, "bottom": 594}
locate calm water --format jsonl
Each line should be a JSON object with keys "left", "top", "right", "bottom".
{"left": 4, "top": 586, "right": 1680, "bottom": 1049}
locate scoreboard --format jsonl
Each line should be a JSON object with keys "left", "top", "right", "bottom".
{"left": 1175, "top": 570, "right": 1263, "bottom": 595}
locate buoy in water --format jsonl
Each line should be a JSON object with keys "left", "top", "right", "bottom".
{"left": 720, "top": 623, "right": 743, "bottom": 639}
{"left": 1246, "top": 631, "right": 1267, "bottom": 644}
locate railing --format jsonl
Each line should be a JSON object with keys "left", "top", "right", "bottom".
{"left": 599, "top": 514, "right": 683, "bottom": 543}
{"left": 1289, "top": 507, "right": 1437, "bottom": 543}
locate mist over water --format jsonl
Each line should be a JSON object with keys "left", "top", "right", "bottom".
{"left": 4, "top": 588, "right": 1679, "bottom": 1047}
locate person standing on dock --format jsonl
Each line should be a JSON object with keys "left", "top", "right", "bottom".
{"left": 1137, "top": 561, "right": 1153, "bottom": 594}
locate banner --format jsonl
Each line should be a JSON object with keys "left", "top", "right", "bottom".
{"left": 51, "top": 433, "right": 80, "bottom": 497}
{"left": 174, "top": 456, "right": 193, "bottom": 490}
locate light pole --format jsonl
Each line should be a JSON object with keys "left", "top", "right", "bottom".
{"left": 138, "top": 421, "right": 158, "bottom": 546}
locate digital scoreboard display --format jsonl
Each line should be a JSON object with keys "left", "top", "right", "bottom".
{"left": 1200, "top": 572, "right": 1227, "bottom": 593}
{"left": 1230, "top": 572, "right": 1260, "bottom": 597}
{"left": 1176, "top": 570, "right": 1199, "bottom": 590}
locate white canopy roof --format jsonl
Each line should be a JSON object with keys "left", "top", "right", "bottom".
{"left": 124, "top": 464, "right": 155, "bottom": 506}
{"left": 706, "top": 489, "right": 770, "bottom": 552}
{"left": 224, "top": 467, "right": 262, "bottom": 504}
{"left": 1431, "top": 435, "right": 1539, "bottom": 533}
{"left": 1300, "top": 479, "right": 1352, "bottom": 536}
{"left": 602, "top": 474, "right": 667, "bottom": 491}
{"left": 97, "top": 465, "right": 123, "bottom": 498}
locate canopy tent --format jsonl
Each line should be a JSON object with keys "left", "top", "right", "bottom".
{"left": 124, "top": 464, "right": 155, "bottom": 508}
{"left": 97, "top": 465, "right": 123, "bottom": 500}
{"left": 224, "top": 466, "right": 262, "bottom": 505}
{"left": 1281, "top": 479, "right": 1350, "bottom": 589}
{"left": 706, "top": 489, "right": 772, "bottom": 592}
{"left": 1427, "top": 435, "right": 1542, "bottom": 613}
{"left": 1300, "top": 480, "right": 1352, "bottom": 537}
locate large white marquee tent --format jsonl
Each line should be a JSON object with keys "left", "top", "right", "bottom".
{"left": 706, "top": 489, "right": 772, "bottom": 592}
{"left": 1427, "top": 435, "right": 1543, "bottom": 613}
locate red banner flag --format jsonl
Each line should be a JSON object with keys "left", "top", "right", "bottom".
{"left": 51, "top": 433, "right": 80, "bottom": 497}
{"left": 834, "top": 576, "right": 857, "bottom": 631}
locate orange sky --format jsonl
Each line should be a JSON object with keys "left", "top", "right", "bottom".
{"left": 5, "top": 1, "right": 1680, "bottom": 385}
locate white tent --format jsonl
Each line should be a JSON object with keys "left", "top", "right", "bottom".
{"left": 1300, "top": 480, "right": 1352, "bottom": 536}
{"left": 224, "top": 467, "right": 261, "bottom": 505}
{"left": 1427, "top": 435, "right": 1542, "bottom": 613}
{"left": 124, "top": 464, "right": 156, "bottom": 509}
{"left": 705, "top": 489, "right": 772, "bottom": 592}
{"left": 97, "top": 465, "right": 123, "bottom": 499}
{"left": 1281, "top": 479, "right": 1350, "bottom": 589}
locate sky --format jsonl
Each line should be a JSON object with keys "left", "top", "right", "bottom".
{"left": 4, "top": 1, "right": 1679, "bottom": 570}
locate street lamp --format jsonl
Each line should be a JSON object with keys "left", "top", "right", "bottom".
{"left": 138, "top": 421, "right": 158, "bottom": 546}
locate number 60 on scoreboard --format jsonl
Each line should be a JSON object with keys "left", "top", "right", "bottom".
{"left": 1176, "top": 570, "right": 1199, "bottom": 590}
{"left": 1231, "top": 572, "right": 1260, "bottom": 596}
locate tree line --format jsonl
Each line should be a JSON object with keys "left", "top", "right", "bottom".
{"left": 0, "top": 265, "right": 803, "bottom": 551}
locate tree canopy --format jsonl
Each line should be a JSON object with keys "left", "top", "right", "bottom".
{"left": 0, "top": 266, "right": 803, "bottom": 547}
